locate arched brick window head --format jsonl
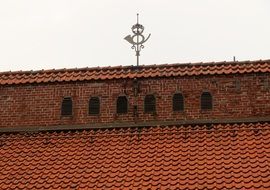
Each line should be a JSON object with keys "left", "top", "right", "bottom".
{"left": 144, "top": 94, "right": 156, "bottom": 113}
{"left": 117, "top": 96, "right": 128, "bottom": 114}
{"left": 201, "top": 92, "right": 212, "bottom": 110}
{"left": 173, "top": 93, "right": 184, "bottom": 111}
{"left": 61, "top": 97, "right": 72, "bottom": 116}
{"left": 89, "top": 97, "right": 100, "bottom": 115}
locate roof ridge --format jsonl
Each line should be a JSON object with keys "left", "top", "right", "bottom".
{"left": 1, "top": 121, "right": 269, "bottom": 138}
{"left": 0, "top": 59, "right": 269, "bottom": 85}
{"left": 1, "top": 59, "right": 269, "bottom": 75}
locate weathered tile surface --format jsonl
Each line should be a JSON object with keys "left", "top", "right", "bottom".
{"left": 0, "top": 122, "right": 269, "bottom": 189}
{"left": 0, "top": 60, "right": 269, "bottom": 85}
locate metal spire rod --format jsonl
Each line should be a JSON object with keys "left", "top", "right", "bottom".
{"left": 124, "top": 14, "right": 151, "bottom": 66}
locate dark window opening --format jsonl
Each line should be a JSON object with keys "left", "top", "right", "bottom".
{"left": 173, "top": 93, "right": 184, "bottom": 111}
{"left": 201, "top": 92, "right": 212, "bottom": 110}
{"left": 89, "top": 97, "right": 100, "bottom": 115}
{"left": 61, "top": 97, "right": 72, "bottom": 116}
{"left": 117, "top": 96, "right": 128, "bottom": 114}
{"left": 144, "top": 94, "right": 156, "bottom": 113}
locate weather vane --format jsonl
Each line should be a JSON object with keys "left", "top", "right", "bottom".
{"left": 124, "top": 14, "right": 151, "bottom": 66}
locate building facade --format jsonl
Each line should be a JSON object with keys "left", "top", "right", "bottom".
{"left": 0, "top": 60, "right": 269, "bottom": 129}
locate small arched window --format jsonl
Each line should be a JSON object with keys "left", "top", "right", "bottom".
{"left": 89, "top": 97, "right": 100, "bottom": 115}
{"left": 117, "top": 96, "right": 128, "bottom": 114}
{"left": 61, "top": 97, "right": 72, "bottom": 116}
{"left": 144, "top": 94, "right": 156, "bottom": 113}
{"left": 201, "top": 92, "right": 212, "bottom": 110}
{"left": 173, "top": 93, "right": 184, "bottom": 111}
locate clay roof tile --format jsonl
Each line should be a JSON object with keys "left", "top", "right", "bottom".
{"left": 0, "top": 59, "right": 269, "bottom": 85}
{"left": 0, "top": 122, "right": 270, "bottom": 189}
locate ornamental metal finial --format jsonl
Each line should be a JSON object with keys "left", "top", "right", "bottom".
{"left": 124, "top": 14, "right": 151, "bottom": 66}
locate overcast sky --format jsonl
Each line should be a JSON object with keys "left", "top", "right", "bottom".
{"left": 0, "top": 0, "right": 269, "bottom": 71}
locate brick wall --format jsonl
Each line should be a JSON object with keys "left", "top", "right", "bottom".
{"left": 0, "top": 73, "right": 269, "bottom": 128}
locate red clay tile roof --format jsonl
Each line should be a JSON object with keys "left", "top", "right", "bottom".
{"left": 0, "top": 122, "right": 270, "bottom": 189}
{"left": 0, "top": 59, "right": 270, "bottom": 85}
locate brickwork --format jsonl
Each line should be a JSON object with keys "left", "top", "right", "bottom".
{"left": 0, "top": 72, "right": 269, "bottom": 128}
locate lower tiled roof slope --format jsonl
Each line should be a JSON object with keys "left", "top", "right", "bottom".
{"left": 0, "top": 122, "right": 270, "bottom": 189}
{"left": 0, "top": 59, "right": 270, "bottom": 85}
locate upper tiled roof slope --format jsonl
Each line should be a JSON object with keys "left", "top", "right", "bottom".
{"left": 0, "top": 59, "right": 270, "bottom": 85}
{"left": 0, "top": 122, "right": 269, "bottom": 189}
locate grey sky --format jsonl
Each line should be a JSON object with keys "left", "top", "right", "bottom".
{"left": 0, "top": 0, "right": 269, "bottom": 71}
